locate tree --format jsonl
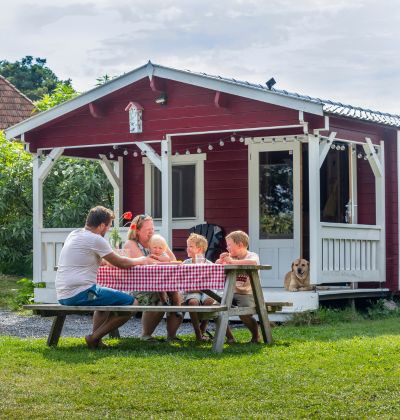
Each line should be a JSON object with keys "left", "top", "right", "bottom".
{"left": 0, "top": 56, "right": 71, "bottom": 101}
{"left": 1, "top": 81, "right": 113, "bottom": 275}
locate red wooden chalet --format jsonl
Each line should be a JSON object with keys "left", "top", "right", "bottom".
{"left": 5, "top": 61, "right": 400, "bottom": 313}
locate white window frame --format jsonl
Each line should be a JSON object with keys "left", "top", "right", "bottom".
{"left": 143, "top": 153, "right": 206, "bottom": 229}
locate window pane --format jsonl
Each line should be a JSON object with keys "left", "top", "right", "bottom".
{"left": 259, "top": 151, "right": 293, "bottom": 239}
{"left": 152, "top": 165, "right": 196, "bottom": 218}
{"left": 320, "top": 149, "right": 349, "bottom": 223}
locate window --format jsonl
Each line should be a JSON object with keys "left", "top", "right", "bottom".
{"left": 144, "top": 154, "right": 206, "bottom": 228}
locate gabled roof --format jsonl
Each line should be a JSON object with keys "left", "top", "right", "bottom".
{"left": 5, "top": 61, "right": 400, "bottom": 139}
{"left": 0, "top": 75, "right": 34, "bottom": 130}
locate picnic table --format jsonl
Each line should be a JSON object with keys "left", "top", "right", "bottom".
{"left": 97, "top": 263, "right": 273, "bottom": 352}
{"left": 24, "top": 263, "right": 285, "bottom": 353}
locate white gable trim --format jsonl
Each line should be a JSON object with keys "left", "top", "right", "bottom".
{"left": 5, "top": 62, "right": 323, "bottom": 140}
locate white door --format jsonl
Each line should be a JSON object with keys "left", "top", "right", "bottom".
{"left": 249, "top": 140, "right": 301, "bottom": 287}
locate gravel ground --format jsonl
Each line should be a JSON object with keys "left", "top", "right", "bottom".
{"left": 0, "top": 310, "right": 217, "bottom": 339}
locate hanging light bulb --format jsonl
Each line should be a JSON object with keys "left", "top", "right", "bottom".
{"left": 364, "top": 155, "right": 368, "bottom": 160}
{"left": 123, "top": 149, "right": 128, "bottom": 156}
{"left": 133, "top": 151, "right": 138, "bottom": 157}
{"left": 208, "top": 144, "right": 213, "bottom": 151}
{"left": 239, "top": 137, "right": 245, "bottom": 143}
{"left": 340, "top": 145, "right": 346, "bottom": 151}
{"left": 336, "top": 145, "right": 341, "bottom": 151}
{"left": 109, "top": 152, "right": 114, "bottom": 159}
{"left": 185, "top": 149, "right": 190, "bottom": 155}
{"left": 197, "top": 147, "right": 202, "bottom": 154}
{"left": 112, "top": 145, "right": 118, "bottom": 150}
{"left": 219, "top": 140, "right": 224, "bottom": 146}
{"left": 330, "top": 143, "right": 336, "bottom": 150}
{"left": 357, "top": 153, "right": 363, "bottom": 159}
{"left": 230, "top": 135, "right": 236, "bottom": 142}
{"left": 175, "top": 151, "right": 180, "bottom": 156}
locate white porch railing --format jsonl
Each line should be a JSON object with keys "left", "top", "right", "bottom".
{"left": 319, "top": 223, "right": 385, "bottom": 283}
{"left": 35, "top": 227, "right": 132, "bottom": 302}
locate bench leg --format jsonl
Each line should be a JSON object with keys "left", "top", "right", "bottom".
{"left": 109, "top": 328, "right": 120, "bottom": 338}
{"left": 47, "top": 315, "right": 66, "bottom": 347}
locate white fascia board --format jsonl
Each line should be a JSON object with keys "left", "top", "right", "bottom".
{"left": 5, "top": 65, "right": 149, "bottom": 140}
{"left": 154, "top": 66, "right": 324, "bottom": 116}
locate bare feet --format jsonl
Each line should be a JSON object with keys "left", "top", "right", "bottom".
{"left": 85, "top": 335, "right": 100, "bottom": 350}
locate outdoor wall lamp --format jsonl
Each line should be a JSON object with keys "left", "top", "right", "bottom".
{"left": 155, "top": 92, "right": 167, "bottom": 105}
{"left": 266, "top": 77, "right": 276, "bottom": 90}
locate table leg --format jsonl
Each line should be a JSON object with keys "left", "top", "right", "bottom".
{"left": 212, "top": 271, "right": 236, "bottom": 353}
{"left": 249, "top": 271, "right": 273, "bottom": 344}
{"left": 47, "top": 314, "right": 66, "bottom": 347}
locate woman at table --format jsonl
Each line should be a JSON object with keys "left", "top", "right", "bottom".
{"left": 123, "top": 214, "right": 183, "bottom": 341}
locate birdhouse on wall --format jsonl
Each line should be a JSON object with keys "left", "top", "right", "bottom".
{"left": 125, "top": 102, "right": 144, "bottom": 133}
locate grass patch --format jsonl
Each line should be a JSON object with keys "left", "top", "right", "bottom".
{"left": 0, "top": 274, "right": 22, "bottom": 309}
{"left": 1, "top": 318, "right": 400, "bottom": 418}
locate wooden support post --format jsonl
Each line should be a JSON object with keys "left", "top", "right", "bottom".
{"left": 212, "top": 271, "right": 236, "bottom": 353}
{"left": 249, "top": 270, "right": 273, "bottom": 344}
{"left": 47, "top": 314, "right": 66, "bottom": 347}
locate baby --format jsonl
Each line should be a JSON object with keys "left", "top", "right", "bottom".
{"left": 148, "top": 234, "right": 182, "bottom": 311}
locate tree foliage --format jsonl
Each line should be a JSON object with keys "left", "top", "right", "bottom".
{"left": 0, "top": 56, "right": 71, "bottom": 101}
{"left": 0, "top": 73, "right": 113, "bottom": 275}
{"left": 34, "top": 82, "right": 79, "bottom": 112}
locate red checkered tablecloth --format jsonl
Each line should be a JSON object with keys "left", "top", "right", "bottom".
{"left": 97, "top": 264, "right": 226, "bottom": 292}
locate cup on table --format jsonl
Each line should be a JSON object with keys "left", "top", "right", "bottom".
{"left": 194, "top": 254, "right": 206, "bottom": 264}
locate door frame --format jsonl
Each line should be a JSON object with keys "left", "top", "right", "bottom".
{"left": 248, "top": 138, "right": 302, "bottom": 284}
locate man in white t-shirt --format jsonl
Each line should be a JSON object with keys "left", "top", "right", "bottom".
{"left": 56, "top": 206, "right": 154, "bottom": 349}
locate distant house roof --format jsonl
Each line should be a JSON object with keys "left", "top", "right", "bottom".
{"left": 0, "top": 75, "right": 34, "bottom": 130}
{"left": 4, "top": 61, "right": 400, "bottom": 139}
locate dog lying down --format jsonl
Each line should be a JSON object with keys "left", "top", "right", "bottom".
{"left": 284, "top": 258, "right": 314, "bottom": 292}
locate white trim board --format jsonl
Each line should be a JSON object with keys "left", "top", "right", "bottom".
{"left": 143, "top": 153, "right": 207, "bottom": 229}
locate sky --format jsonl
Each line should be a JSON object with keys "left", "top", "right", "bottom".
{"left": 1, "top": 0, "right": 399, "bottom": 114}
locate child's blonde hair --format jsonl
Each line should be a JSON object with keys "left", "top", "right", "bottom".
{"left": 226, "top": 230, "right": 249, "bottom": 249}
{"left": 187, "top": 233, "right": 208, "bottom": 253}
{"left": 148, "top": 234, "right": 167, "bottom": 250}
{"left": 127, "top": 214, "right": 153, "bottom": 241}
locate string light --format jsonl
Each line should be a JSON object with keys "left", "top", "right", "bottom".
{"left": 208, "top": 144, "right": 213, "bottom": 151}
{"left": 340, "top": 145, "right": 345, "bottom": 151}
{"left": 357, "top": 153, "right": 363, "bottom": 159}
{"left": 197, "top": 147, "right": 202, "bottom": 153}
{"left": 133, "top": 151, "right": 138, "bottom": 157}
{"left": 175, "top": 151, "right": 180, "bottom": 156}
{"left": 239, "top": 137, "right": 245, "bottom": 143}
{"left": 112, "top": 145, "right": 118, "bottom": 150}
{"left": 331, "top": 143, "right": 336, "bottom": 150}
{"left": 335, "top": 145, "right": 341, "bottom": 151}
{"left": 185, "top": 149, "right": 190, "bottom": 155}
{"left": 109, "top": 152, "right": 114, "bottom": 159}
{"left": 123, "top": 149, "right": 128, "bottom": 156}
{"left": 230, "top": 135, "right": 236, "bottom": 142}
{"left": 219, "top": 140, "right": 224, "bottom": 146}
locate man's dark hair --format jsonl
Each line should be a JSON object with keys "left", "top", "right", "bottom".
{"left": 85, "top": 206, "right": 115, "bottom": 228}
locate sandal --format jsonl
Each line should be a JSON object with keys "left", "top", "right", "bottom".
{"left": 140, "top": 335, "right": 158, "bottom": 342}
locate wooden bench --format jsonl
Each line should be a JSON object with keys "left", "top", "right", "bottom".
{"left": 23, "top": 301, "right": 291, "bottom": 347}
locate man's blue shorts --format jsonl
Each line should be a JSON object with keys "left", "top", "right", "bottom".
{"left": 58, "top": 284, "right": 134, "bottom": 306}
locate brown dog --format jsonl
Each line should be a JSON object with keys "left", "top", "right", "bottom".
{"left": 284, "top": 258, "right": 313, "bottom": 291}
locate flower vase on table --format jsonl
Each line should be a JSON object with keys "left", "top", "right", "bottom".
{"left": 109, "top": 211, "right": 132, "bottom": 250}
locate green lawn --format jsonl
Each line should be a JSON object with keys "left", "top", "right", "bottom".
{"left": 1, "top": 317, "right": 400, "bottom": 418}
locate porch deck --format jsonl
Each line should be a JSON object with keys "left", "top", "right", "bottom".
{"left": 262, "top": 286, "right": 390, "bottom": 322}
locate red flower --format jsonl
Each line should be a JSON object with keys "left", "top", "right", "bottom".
{"left": 130, "top": 224, "right": 137, "bottom": 230}
{"left": 122, "top": 211, "right": 133, "bottom": 220}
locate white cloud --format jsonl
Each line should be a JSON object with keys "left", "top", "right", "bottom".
{"left": 1, "top": 0, "right": 399, "bottom": 113}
